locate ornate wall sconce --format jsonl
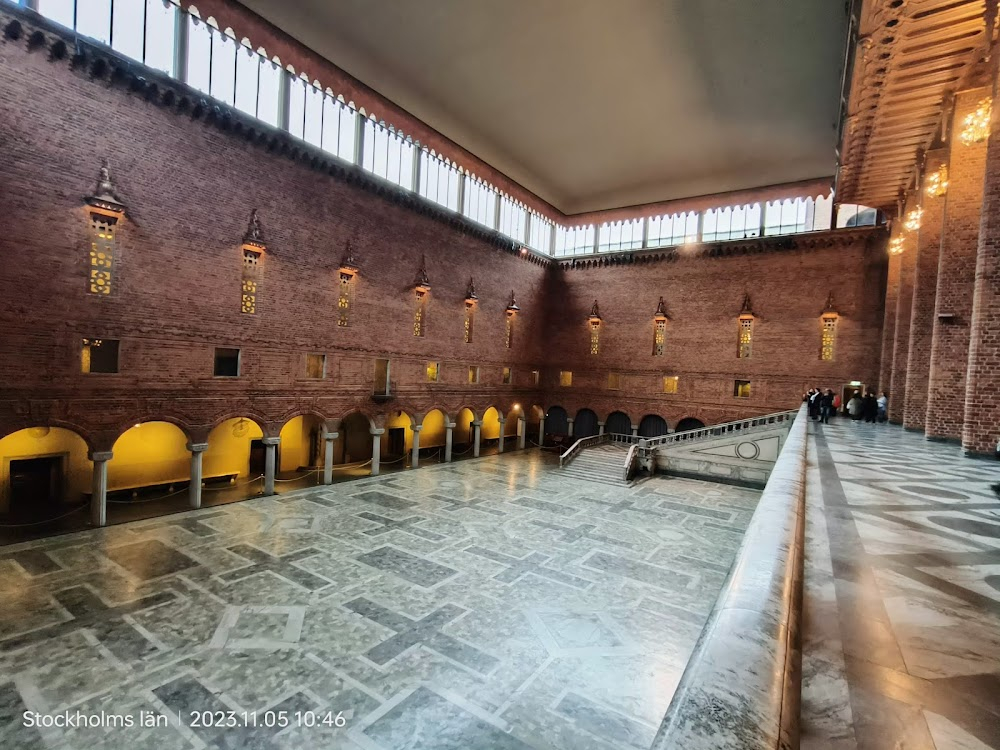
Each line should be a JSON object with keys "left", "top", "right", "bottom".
{"left": 820, "top": 292, "right": 838, "bottom": 361}
{"left": 737, "top": 294, "right": 754, "bottom": 359}
{"left": 240, "top": 209, "right": 266, "bottom": 314}
{"left": 85, "top": 160, "right": 126, "bottom": 296}
{"left": 924, "top": 165, "right": 948, "bottom": 198}
{"left": 889, "top": 237, "right": 905, "bottom": 255}
{"left": 413, "top": 256, "right": 430, "bottom": 337}
{"left": 505, "top": 290, "right": 519, "bottom": 348}
{"left": 86, "top": 159, "right": 126, "bottom": 217}
{"left": 588, "top": 300, "right": 602, "bottom": 355}
{"left": 338, "top": 242, "right": 359, "bottom": 327}
{"left": 653, "top": 297, "right": 668, "bottom": 356}
{"left": 959, "top": 97, "right": 992, "bottom": 146}
{"left": 463, "top": 278, "right": 477, "bottom": 343}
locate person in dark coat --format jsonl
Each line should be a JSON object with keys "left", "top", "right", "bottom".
{"left": 863, "top": 391, "right": 879, "bottom": 423}
{"left": 820, "top": 389, "right": 835, "bottom": 424}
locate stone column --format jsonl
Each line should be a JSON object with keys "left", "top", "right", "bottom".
{"left": 903, "top": 148, "right": 946, "bottom": 431}
{"left": 598, "top": 421, "right": 605, "bottom": 435}
{"left": 89, "top": 451, "right": 112, "bottom": 528}
{"left": 472, "top": 420, "right": 482, "bottom": 458}
{"left": 517, "top": 416, "right": 526, "bottom": 449}
{"left": 878, "top": 249, "right": 901, "bottom": 394}
{"left": 963, "top": 68, "right": 1000, "bottom": 456}
{"left": 538, "top": 419, "right": 545, "bottom": 446}
{"left": 497, "top": 417, "right": 506, "bottom": 453}
{"left": 444, "top": 421, "right": 455, "bottom": 462}
{"left": 262, "top": 437, "right": 280, "bottom": 495}
{"left": 631, "top": 425, "right": 639, "bottom": 437}
{"left": 322, "top": 430, "right": 338, "bottom": 485}
{"left": 927, "top": 88, "right": 990, "bottom": 441}
{"left": 411, "top": 424, "right": 422, "bottom": 469}
{"left": 888, "top": 195, "right": 919, "bottom": 424}
{"left": 370, "top": 428, "right": 384, "bottom": 476}
{"left": 566, "top": 417, "right": 574, "bottom": 438}
{"left": 187, "top": 442, "right": 208, "bottom": 509}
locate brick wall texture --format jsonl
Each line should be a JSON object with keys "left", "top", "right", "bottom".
{"left": 926, "top": 89, "right": 990, "bottom": 443}
{"left": 4, "top": 4, "right": 1000, "bottom": 461}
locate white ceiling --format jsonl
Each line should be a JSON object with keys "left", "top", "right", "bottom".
{"left": 238, "top": 0, "right": 847, "bottom": 214}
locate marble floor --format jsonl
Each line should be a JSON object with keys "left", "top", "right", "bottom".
{"left": 802, "top": 419, "right": 1000, "bottom": 750}
{"left": 0, "top": 448, "right": 759, "bottom": 750}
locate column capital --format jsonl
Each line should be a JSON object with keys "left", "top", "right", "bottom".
{"left": 597, "top": 421, "right": 605, "bottom": 426}
{"left": 566, "top": 417, "right": 574, "bottom": 422}
{"left": 261, "top": 437, "right": 280, "bottom": 446}
{"left": 411, "top": 424, "right": 423, "bottom": 432}
{"left": 186, "top": 442, "right": 209, "bottom": 453}
{"left": 444, "top": 421, "right": 457, "bottom": 429}
{"left": 370, "top": 427, "right": 385, "bottom": 436}
{"left": 323, "top": 431, "right": 339, "bottom": 441}
{"left": 471, "top": 420, "right": 483, "bottom": 427}
{"left": 89, "top": 450, "right": 113, "bottom": 462}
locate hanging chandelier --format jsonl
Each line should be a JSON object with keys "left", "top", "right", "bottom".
{"left": 960, "top": 98, "right": 992, "bottom": 146}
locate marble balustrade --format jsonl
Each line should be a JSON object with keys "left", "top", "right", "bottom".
{"left": 650, "top": 403, "right": 807, "bottom": 749}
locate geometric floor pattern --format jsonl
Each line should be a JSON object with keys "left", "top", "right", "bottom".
{"left": 802, "top": 419, "right": 1000, "bottom": 750}
{"left": 0, "top": 449, "right": 759, "bottom": 749}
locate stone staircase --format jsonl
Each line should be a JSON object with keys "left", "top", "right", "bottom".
{"left": 560, "top": 443, "right": 632, "bottom": 486}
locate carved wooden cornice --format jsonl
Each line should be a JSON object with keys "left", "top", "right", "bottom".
{"left": 0, "top": 6, "right": 551, "bottom": 268}
{"left": 837, "top": 0, "right": 993, "bottom": 210}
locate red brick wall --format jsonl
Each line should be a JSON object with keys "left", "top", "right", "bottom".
{"left": 888, "top": 194, "right": 918, "bottom": 423}
{"left": 926, "top": 89, "right": 990, "bottom": 442}
{"left": 0, "top": 27, "right": 549, "bottom": 451}
{"left": 878, "top": 251, "right": 900, "bottom": 394}
{"left": 963, "top": 74, "right": 1000, "bottom": 456}
{"left": 903, "top": 150, "right": 945, "bottom": 432}
{"left": 0, "top": 9, "right": 891, "bottom": 453}
{"left": 542, "top": 232, "right": 888, "bottom": 428}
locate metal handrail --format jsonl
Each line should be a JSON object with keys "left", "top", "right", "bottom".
{"left": 559, "top": 433, "right": 609, "bottom": 467}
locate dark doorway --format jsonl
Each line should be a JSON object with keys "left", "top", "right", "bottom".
{"left": 545, "top": 407, "right": 569, "bottom": 436}
{"left": 574, "top": 409, "right": 599, "bottom": 438}
{"left": 248, "top": 439, "right": 277, "bottom": 477}
{"left": 606, "top": 411, "right": 632, "bottom": 436}
{"left": 388, "top": 428, "right": 406, "bottom": 458}
{"left": 308, "top": 426, "right": 321, "bottom": 466}
{"left": 842, "top": 383, "right": 865, "bottom": 414}
{"left": 676, "top": 417, "right": 706, "bottom": 432}
{"left": 639, "top": 414, "right": 669, "bottom": 438}
{"left": 8, "top": 456, "right": 62, "bottom": 520}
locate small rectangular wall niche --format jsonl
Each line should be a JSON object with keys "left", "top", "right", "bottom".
{"left": 663, "top": 376, "right": 679, "bottom": 394}
{"left": 733, "top": 379, "right": 751, "bottom": 398}
{"left": 81, "top": 338, "right": 119, "bottom": 374}
{"left": 559, "top": 371, "right": 573, "bottom": 387}
{"left": 468, "top": 366, "right": 480, "bottom": 384}
{"left": 241, "top": 248, "right": 262, "bottom": 314}
{"left": 502, "top": 367, "right": 512, "bottom": 384}
{"left": 607, "top": 372, "right": 622, "bottom": 390}
{"left": 88, "top": 213, "right": 117, "bottom": 295}
{"left": 214, "top": 347, "right": 241, "bottom": 377}
{"left": 426, "top": 361, "right": 440, "bottom": 382}
{"left": 305, "top": 353, "right": 326, "bottom": 379}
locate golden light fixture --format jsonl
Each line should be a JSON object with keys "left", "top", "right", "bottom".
{"left": 959, "top": 97, "right": 992, "bottom": 146}
{"left": 339, "top": 241, "right": 359, "bottom": 277}
{"left": 464, "top": 278, "right": 478, "bottom": 306}
{"left": 653, "top": 296, "right": 669, "bottom": 322}
{"left": 413, "top": 256, "right": 431, "bottom": 295}
{"left": 924, "top": 165, "right": 948, "bottom": 198}
{"left": 903, "top": 208, "right": 923, "bottom": 232}
{"left": 587, "top": 300, "right": 602, "bottom": 326}
{"left": 889, "top": 237, "right": 905, "bottom": 255}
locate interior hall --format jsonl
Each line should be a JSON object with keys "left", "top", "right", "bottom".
{"left": 0, "top": 1, "right": 998, "bottom": 748}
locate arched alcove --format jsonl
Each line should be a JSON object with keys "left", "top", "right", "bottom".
{"left": 606, "top": 411, "right": 632, "bottom": 436}
{"left": 109, "top": 421, "right": 190, "bottom": 493}
{"left": 574, "top": 408, "right": 599, "bottom": 438}
{"left": 638, "top": 414, "right": 669, "bottom": 438}
{"left": 0, "top": 427, "right": 91, "bottom": 520}
{"left": 675, "top": 417, "right": 707, "bottom": 432}
{"left": 545, "top": 406, "right": 569, "bottom": 436}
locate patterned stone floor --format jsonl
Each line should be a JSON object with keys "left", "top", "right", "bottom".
{"left": 0, "top": 448, "right": 759, "bottom": 750}
{"left": 802, "top": 419, "right": 1000, "bottom": 750}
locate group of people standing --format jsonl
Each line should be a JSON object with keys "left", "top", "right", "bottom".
{"left": 804, "top": 388, "right": 888, "bottom": 424}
